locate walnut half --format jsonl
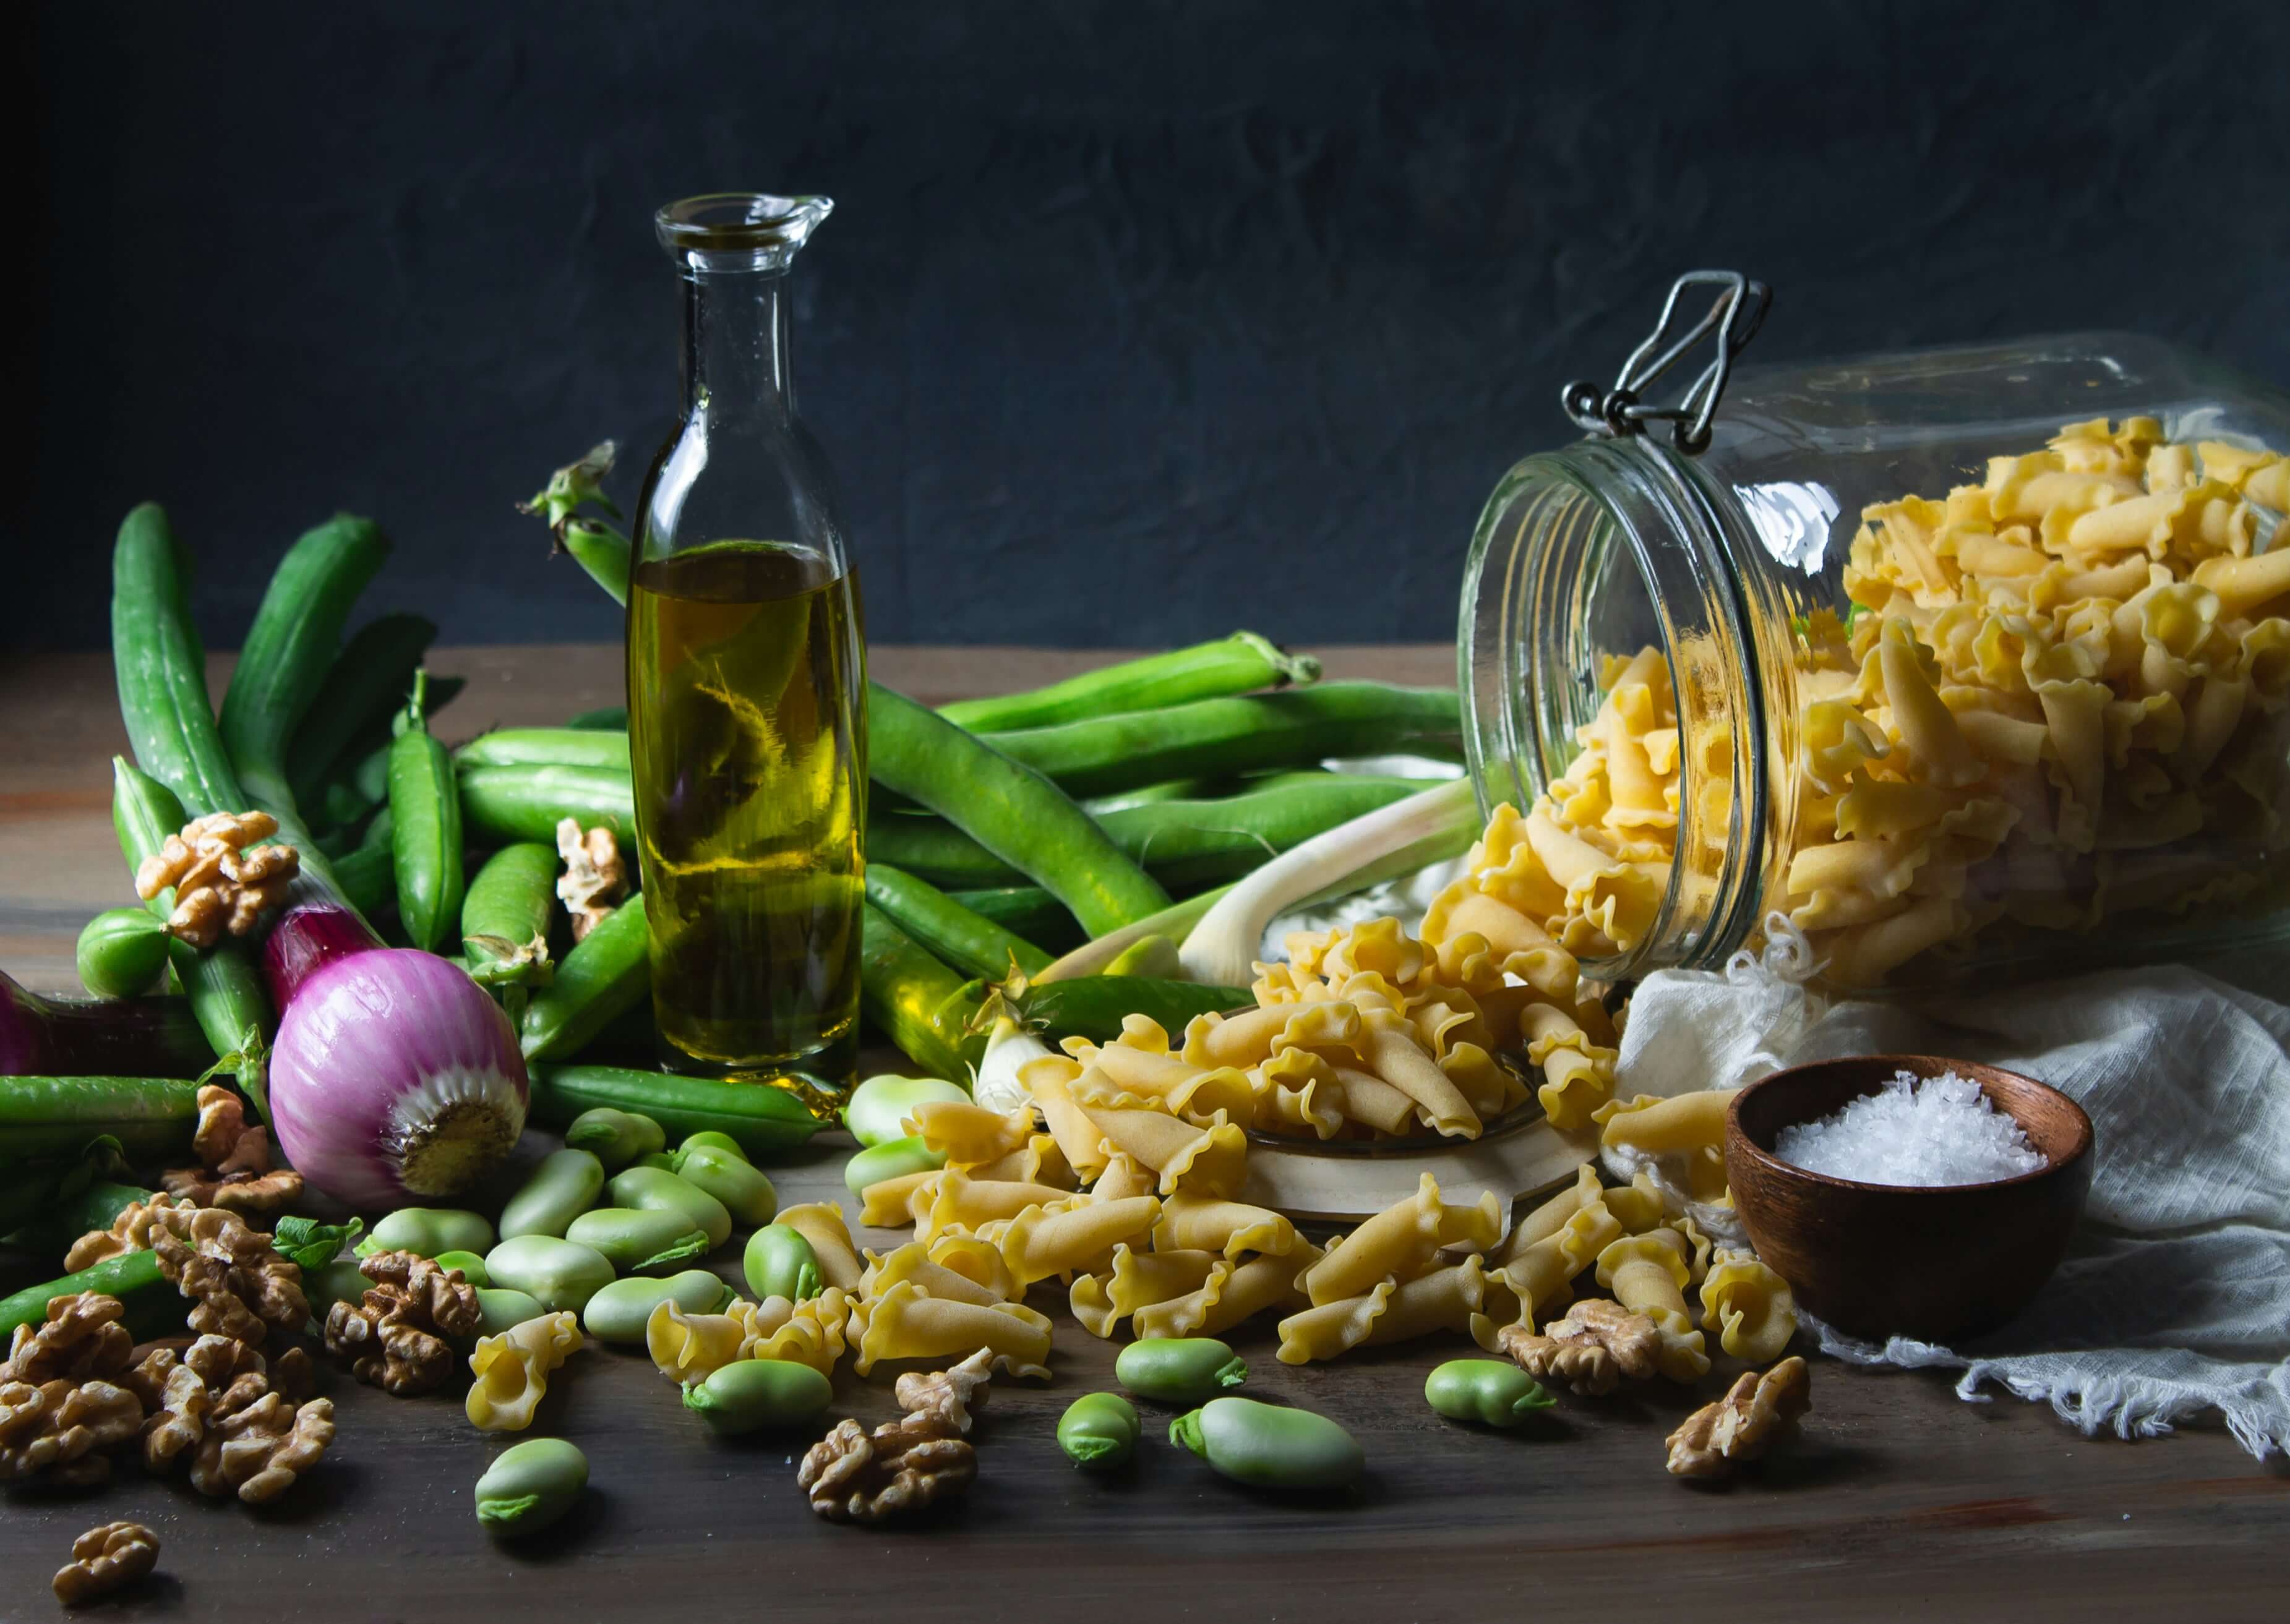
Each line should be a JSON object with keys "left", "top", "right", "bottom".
{"left": 1498, "top": 1297, "right": 1663, "bottom": 1396}
{"left": 1, "top": 1292, "right": 134, "bottom": 1387}
{"left": 53, "top": 1521, "right": 159, "bottom": 1608}
{"left": 797, "top": 1350, "right": 992, "bottom": 1523}
{"left": 134, "top": 809, "right": 299, "bottom": 948}
{"left": 160, "top": 1085, "right": 304, "bottom": 1213}
{"left": 1666, "top": 1356, "right": 1812, "bottom": 1479}
{"left": 324, "top": 1250, "right": 480, "bottom": 1395}
{"left": 555, "top": 817, "right": 627, "bottom": 941}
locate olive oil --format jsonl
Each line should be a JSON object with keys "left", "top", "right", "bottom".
{"left": 627, "top": 541, "right": 867, "bottom": 1078}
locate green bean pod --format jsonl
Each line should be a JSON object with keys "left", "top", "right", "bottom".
{"left": 461, "top": 843, "right": 558, "bottom": 991}
{"left": 1423, "top": 1359, "right": 1556, "bottom": 1428}
{"left": 471, "top": 1286, "right": 550, "bottom": 1338}
{"left": 474, "top": 1437, "right": 588, "bottom": 1537}
{"left": 863, "top": 863, "right": 1051, "bottom": 980}
{"left": 560, "top": 1106, "right": 666, "bottom": 1171}
{"left": 938, "top": 633, "right": 1322, "bottom": 733}
{"left": 683, "top": 1357, "right": 833, "bottom": 1434}
{"left": 520, "top": 894, "right": 648, "bottom": 1061}
{"left": 742, "top": 1224, "right": 821, "bottom": 1303}
{"left": 582, "top": 1268, "right": 736, "bottom": 1344}
{"left": 858, "top": 904, "right": 986, "bottom": 1083}
{"left": 75, "top": 908, "right": 171, "bottom": 999}
{"left": 998, "top": 976, "right": 1253, "bottom": 1045}
{"left": 565, "top": 1207, "right": 711, "bottom": 1273}
{"left": 1172, "top": 1396, "right": 1363, "bottom": 1491}
{"left": 387, "top": 670, "right": 465, "bottom": 952}
{"left": 498, "top": 1148, "right": 606, "bottom": 1241}
{"left": 606, "top": 1166, "right": 732, "bottom": 1249}
{"left": 484, "top": 1234, "right": 616, "bottom": 1314}
{"left": 669, "top": 1145, "right": 779, "bottom": 1228}
{"left": 945, "top": 887, "right": 1085, "bottom": 953}
{"left": 432, "top": 1250, "right": 491, "bottom": 1287}
{"left": 843, "top": 1135, "right": 946, "bottom": 1196}
{"left": 286, "top": 611, "right": 437, "bottom": 805}
{"left": 455, "top": 729, "right": 631, "bottom": 773}
{"left": 1058, "top": 1391, "right": 1141, "bottom": 1469}
{"left": 528, "top": 1066, "right": 825, "bottom": 1160}
{"left": 0, "top": 1250, "right": 173, "bottom": 1343}
{"left": 843, "top": 1074, "right": 971, "bottom": 1149}
{"left": 357, "top": 1207, "right": 495, "bottom": 1260}
{"left": 458, "top": 764, "right": 635, "bottom": 845}
{"left": 1115, "top": 1338, "right": 1248, "bottom": 1404}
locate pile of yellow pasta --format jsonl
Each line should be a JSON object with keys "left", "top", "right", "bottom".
{"left": 1527, "top": 421, "right": 2290, "bottom": 985}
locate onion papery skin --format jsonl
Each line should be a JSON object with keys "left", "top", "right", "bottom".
{"left": 269, "top": 947, "right": 529, "bottom": 1209}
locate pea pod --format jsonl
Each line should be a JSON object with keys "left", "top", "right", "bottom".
{"left": 528, "top": 1065, "right": 825, "bottom": 1160}
{"left": 75, "top": 908, "right": 171, "bottom": 999}
{"left": 1423, "top": 1359, "right": 1555, "bottom": 1429}
{"left": 474, "top": 1437, "right": 588, "bottom": 1537}
{"left": 858, "top": 905, "right": 987, "bottom": 1084}
{"left": 499, "top": 1148, "right": 606, "bottom": 1241}
{"left": 387, "top": 670, "right": 465, "bottom": 952}
{"left": 843, "top": 1074, "right": 969, "bottom": 1150}
{"left": 0, "top": 1250, "right": 175, "bottom": 1344}
{"left": 461, "top": 842, "right": 558, "bottom": 993}
{"left": 606, "top": 1166, "right": 732, "bottom": 1249}
{"left": 455, "top": 729, "right": 631, "bottom": 773}
{"left": 472, "top": 1286, "right": 549, "bottom": 1338}
{"left": 582, "top": 1268, "right": 736, "bottom": 1345}
{"left": 458, "top": 764, "right": 635, "bottom": 846}
{"left": 520, "top": 894, "right": 648, "bottom": 1062}
{"left": 863, "top": 863, "right": 1052, "bottom": 981}
{"left": 561, "top": 1106, "right": 665, "bottom": 1171}
{"left": 678, "top": 1130, "right": 747, "bottom": 1161}
{"left": 1171, "top": 1396, "right": 1363, "bottom": 1491}
{"left": 1058, "top": 1391, "right": 1141, "bottom": 1470}
{"left": 937, "top": 633, "right": 1321, "bottom": 733}
{"left": 843, "top": 1135, "right": 946, "bottom": 1197}
{"left": 683, "top": 1357, "right": 833, "bottom": 1434}
{"left": 485, "top": 1234, "right": 616, "bottom": 1314}
{"left": 1115, "top": 1337, "right": 1248, "bottom": 1404}
{"left": 356, "top": 1207, "right": 495, "bottom": 1260}
{"left": 743, "top": 1224, "right": 821, "bottom": 1303}
{"left": 432, "top": 1249, "right": 491, "bottom": 1288}
{"left": 669, "top": 1145, "right": 778, "bottom": 1228}
{"left": 565, "top": 1207, "right": 711, "bottom": 1273}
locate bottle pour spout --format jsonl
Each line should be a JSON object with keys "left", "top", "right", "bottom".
{"left": 655, "top": 192, "right": 834, "bottom": 275}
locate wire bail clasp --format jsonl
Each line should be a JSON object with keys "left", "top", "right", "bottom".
{"left": 1561, "top": 270, "right": 1771, "bottom": 456}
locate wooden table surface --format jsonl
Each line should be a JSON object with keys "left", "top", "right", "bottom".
{"left": 3, "top": 644, "right": 2284, "bottom": 1623}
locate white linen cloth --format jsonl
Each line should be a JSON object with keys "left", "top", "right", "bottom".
{"left": 1616, "top": 919, "right": 2290, "bottom": 1459}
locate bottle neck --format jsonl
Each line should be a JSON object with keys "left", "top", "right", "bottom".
{"left": 680, "top": 267, "right": 793, "bottom": 425}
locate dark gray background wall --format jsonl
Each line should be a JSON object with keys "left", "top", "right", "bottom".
{"left": 23, "top": 1, "right": 2290, "bottom": 654}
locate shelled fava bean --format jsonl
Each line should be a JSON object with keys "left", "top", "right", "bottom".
{"left": 671, "top": 1145, "right": 778, "bottom": 1228}
{"left": 471, "top": 1288, "right": 548, "bottom": 1338}
{"left": 565, "top": 1208, "right": 711, "bottom": 1273}
{"left": 843, "top": 1074, "right": 969, "bottom": 1149}
{"left": 474, "top": 1438, "right": 589, "bottom": 1537}
{"left": 484, "top": 1236, "right": 615, "bottom": 1314}
{"left": 1115, "top": 1338, "right": 1248, "bottom": 1404}
{"left": 562, "top": 1106, "right": 665, "bottom": 1172}
{"left": 1058, "top": 1392, "right": 1141, "bottom": 1469}
{"left": 682, "top": 1359, "right": 833, "bottom": 1434}
{"left": 499, "top": 1148, "right": 606, "bottom": 1241}
{"left": 361, "top": 1207, "right": 495, "bottom": 1260}
{"left": 1423, "top": 1360, "right": 1555, "bottom": 1429}
{"left": 607, "top": 1166, "right": 732, "bottom": 1249}
{"left": 432, "top": 1250, "right": 491, "bottom": 1288}
{"left": 743, "top": 1224, "right": 821, "bottom": 1303}
{"left": 583, "top": 1270, "right": 736, "bottom": 1345}
{"left": 841, "top": 1135, "right": 946, "bottom": 1195}
{"left": 1171, "top": 1398, "right": 1362, "bottom": 1491}
{"left": 677, "top": 1130, "right": 747, "bottom": 1161}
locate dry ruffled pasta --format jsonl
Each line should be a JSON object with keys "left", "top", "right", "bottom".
{"left": 1300, "top": 1172, "right": 1500, "bottom": 1307}
{"left": 1087, "top": 1153, "right": 1159, "bottom": 1203}
{"left": 997, "top": 1194, "right": 1161, "bottom": 1288}
{"left": 1150, "top": 1192, "right": 1298, "bottom": 1262}
{"left": 1699, "top": 1249, "right": 1798, "bottom": 1363}
{"left": 914, "top": 1171, "right": 1079, "bottom": 1244}
{"left": 647, "top": 1300, "right": 751, "bottom": 1385}
{"left": 1069, "top": 1246, "right": 1221, "bottom": 1339}
{"left": 1077, "top": 1102, "right": 1247, "bottom": 1199}
{"left": 1595, "top": 1229, "right": 1709, "bottom": 1383}
{"left": 862, "top": 1243, "right": 1006, "bottom": 1309}
{"left": 1024, "top": 1056, "right": 1112, "bottom": 1181}
{"left": 776, "top": 1203, "right": 865, "bottom": 1293}
{"left": 859, "top": 1170, "right": 940, "bottom": 1228}
{"left": 466, "top": 1310, "right": 581, "bottom": 1430}
{"left": 847, "top": 1280, "right": 1053, "bottom": 1380}
{"left": 1597, "top": 1090, "right": 1735, "bottom": 1204}
{"left": 1133, "top": 1243, "right": 1316, "bottom": 1341}
{"left": 1274, "top": 1280, "right": 1393, "bottom": 1365}
{"left": 739, "top": 1289, "right": 851, "bottom": 1375}
{"left": 908, "top": 1100, "right": 1036, "bottom": 1166}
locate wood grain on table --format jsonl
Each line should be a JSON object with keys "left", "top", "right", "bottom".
{"left": 2, "top": 644, "right": 2283, "bottom": 1624}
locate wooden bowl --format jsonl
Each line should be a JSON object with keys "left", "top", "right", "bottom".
{"left": 1724, "top": 1054, "right": 2093, "bottom": 1344}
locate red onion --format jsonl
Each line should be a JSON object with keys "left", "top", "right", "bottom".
{"left": 265, "top": 905, "right": 528, "bottom": 1209}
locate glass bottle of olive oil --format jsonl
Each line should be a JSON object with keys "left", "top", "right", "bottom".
{"left": 630, "top": 194, "right": 866, "bottom": 1085}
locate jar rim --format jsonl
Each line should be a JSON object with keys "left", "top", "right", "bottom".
{"left": 655, "top": 193, "right": 834, "bottom": 271}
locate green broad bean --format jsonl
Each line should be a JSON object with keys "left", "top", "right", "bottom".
{"left": 1115, "top": 1337, "right": 1248, "bottom": 1404}
{"left": 432, "top": 1250, "right": 491, "bottom": 1288}
{"left": 1170, "top": 1396, "right": 1362, "bottom": 1491}
{"left": 565, "top": 1207, "right": 712, "bottom": 1273}
{"left": 309, "top": 1258, "right": 371, "bottom": 1316}
{"left": 633, "top": 1152, "right": 675, "bottom": 1171}
{"left": 484, "top": 1234, "right": 616, "bottom": 1314}
{"left": 678, "top": 1130, "right": 748, "bottom": 1162}
{"left": 669, "top": 1145, "right": 778, "bottom": 1228}
{"left": 844, "top": 1074, "right": 969, "bottom": 1149}
{"left": 742, "top": 1224, "right": 821, "bottom": 1303}
{"left": 1057, "top": 1391, "right": 1140, "bottom": 1469}
{"left": 582, "top": 1270, "right": 736, "bottom": 1345}
{"left": 682, "top": 1357, "right": 833, "bottom": 1434}
{"left": 606, "top": 1166, "right": 732, "bottom": 1249}
{"left": 842, "top": 1135, "right": 946, "bottom": 1196}
{"left": 474, "top": 1437, "right": 588, "bottom": 1537}
{"left": 357, "top": 1207, "right": 495, "bottom": 1260}
{"left": 499, "top": 1148, "right": 606, "bottom": 1240}
{"left": 562, "top": 1106, "right": 664, "bottom": 1171}
{"left": 472, "top": 1287, "right": 548, "bottom": 1338}
{"left": 1423, "top": 1359, "right": 1555, "bottom": 1429}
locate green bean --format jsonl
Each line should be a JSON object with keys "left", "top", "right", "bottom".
{"left": 461, "top": 843, "right": 557, "bottom": 993}
{"left": 946, "top": 887, "right": 1085, "bottom": 953}
{"left": 864, "top": 863, "right": 1052, "bottom": 980}
{"left": 455, "top": 729, "right": 631, "bottom": 773}
{"left": 1057, "top": 1391, "right": 1141, "bottom": 1469}
{"left": 499, "top": 1148, "right": 606, "bottom": 1241}
{"left": 938, "top": 634, "right": 1322, "bottom": 733}
{"left": 742, "top": 1224, "right": 821, "bottom": 1303}
{"left": 528, "top": 1065, "right": 826, "bottom": 1160}
{"left": 286, "top": 611, "right": 437, "bottom": 805}
{"left": 561, "top": 1106, "right": 666, "bottom": 1171}
{"left": 565, "top": 1207, "right": 712, "bottom": 1273}
{"left": 388, "top": 670, "right": 465, "bottom": 952}
{"left": 520, "top": 894, "right": 648, "bottom": 1061}
{"left": 670, "top": 1144, "right": 779, "bottom": 1228}
{"left": 684, "top": 1357, "right": 833, "bottom": 1434}
{"left": 868, "top": 776, "right": 1428, "bottom": 892}
{"left": 606, "top": 1166, "right": 732, "bottom": 1249}
{"left": 471, "top": 1286, "right": 550, "bottom": 1338}
{"left": 458, "top": 764, "right": 635, "bottom": 845}
{"left": 1171, "top": 1396, "right": 1362, "bottom": 1491}
{"left": 474, "top": 1437, "right": 588, "bottom": 1537}
{"left": 977, "top": 683, "right": 1464, "bottom": 798}
{"left": 355, "top": 1207, "right": 495, "bottom": 1260}
{"left": 1423, "top": 1359, "right": 1555, "bottom": 1428}
{"left": 843, "top": 1135, "right": 946, "bottom": 1196}
{"left": 1079, "top": 777, "right": 1222, "bottom": 815}
{"left": 1115, "top": 1337, "right": 1248, "bottom": 1404}
{"left": 582, "top": 1268, "right": 736, "bottom": 1344}
{"left": 869, "top": 685, "right": 1169, "bottom": 935}
{"left": 75, "top": 908, "right": 171, "bottom": 999}
{"left": 843, "top": 1074, "right": 970, "bottom": 1150}
{"left": 0, "top": 1250, "right": 174, "bottom": 1344}
{"left": 484, "top": 1234, "right": 616, "bottom": 1314}
{"left": 859, "top": 904, "right": 986, "bottom": 1083}
{"left": 432, "top": 1250, "right": 492, "bottom": 1288}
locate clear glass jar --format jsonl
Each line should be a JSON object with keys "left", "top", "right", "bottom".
{"left": 1460, "top": 318, "right": 2290, "bottom": 991}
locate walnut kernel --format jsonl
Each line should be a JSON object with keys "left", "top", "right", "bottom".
{"left": 160, "top": 1085, "right": 304, "bottom": 1212}
{"left": 1666, "top": 1355, "right": 1811, "bottom": 1479}
{"left": 555, "top": 817, "right": 627, "bottom": 941}
{"left": 134, "top": 810, "right": 299, "bottom": 947}
{"left": 324, "top": 1249, "right": 479, "bottom": 1395}
{"left": 1, "top": 1293, "right": 133, "bottom": 1387}
{"left": 1498, "top": 1297, "right": 1663, "bottom": 1396}
{"left": 796, "top": 1349, "right": 992, "bottom": 1523}
{"left": 53, "top": 1521, "right": 159, "bottom": 1607}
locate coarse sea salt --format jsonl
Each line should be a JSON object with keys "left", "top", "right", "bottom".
{"left": 1773, "top": 1068, "right": 2048, "bottom": 1187}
